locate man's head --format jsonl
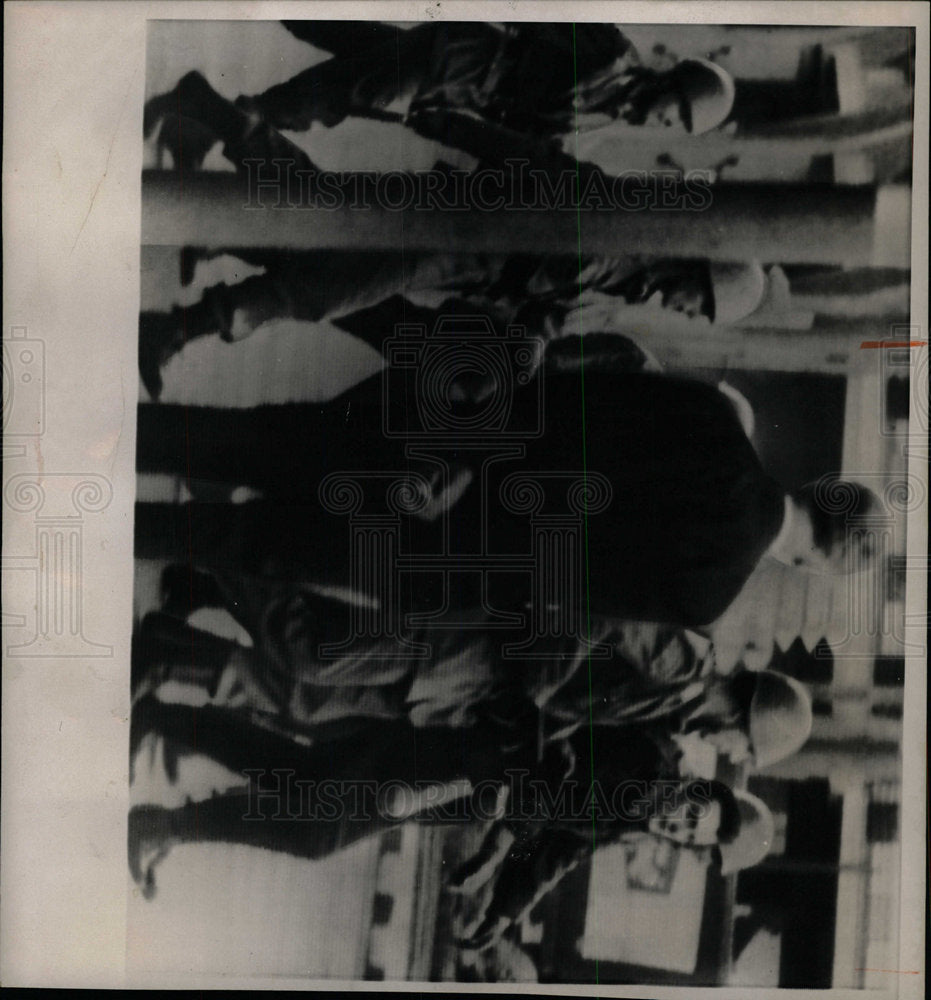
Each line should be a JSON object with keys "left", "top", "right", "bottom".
{"left": 627, "top": 58, "right": 735, "bottom": 134}
{"left": 782, "top": 478, "right": 882, "bottom": 572}
{"left": 658, "top": 58, "right": 736, "bottom": 134}
{"left": 648, "top": 779, "right": 742, "bottom": 847}
{"left": 685, "top": 670, "right": 813, "bottom": 768}
{"left": 623, "top": 259, "right": 766, "bottom": 325}
{"left": 623, "top": 259, "right": 714, "bottom": 319}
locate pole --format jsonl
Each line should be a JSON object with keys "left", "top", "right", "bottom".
{"left": 142, "top": 172, "right": 908, "bottom": 268}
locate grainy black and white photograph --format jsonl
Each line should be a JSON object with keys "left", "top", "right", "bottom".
{"left": 120, "top": 11, "right": 923, "bottom": 989}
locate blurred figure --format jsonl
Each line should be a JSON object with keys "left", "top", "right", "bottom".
{"left": 143, "top": 22, "right": 736, "bottom": 175}
{"left": 138, "top": 252, "right": 766, "bottom": 400}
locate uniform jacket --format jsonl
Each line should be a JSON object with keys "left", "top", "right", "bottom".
{"left": 481, "top": 729, "right": 684, "bottom": 926}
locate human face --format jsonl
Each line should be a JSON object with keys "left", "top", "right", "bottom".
{"left": 649, "top": 799, "right": 722, "bottom": 846}
{"left": 644, "top": 92, "right": 687, "bottom": 131}
{"left": 661, "top": 278, "right": 709, "bottom": 320}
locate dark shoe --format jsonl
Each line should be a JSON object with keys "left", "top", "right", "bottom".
{"left": 138, "top": 310, "right": 184, "bottom": 401}
{"left": 130, "top": 695, "right": 186, "bottom": 783}
{"left": 153, "top": 113, "right": 220, "bottom": 172}
{"left": 128, "top": 804, "right": 176, "bottom": 900}
{"left": 179, "top": 246, "right": 208, "bottom": 287}
{"left": 145, "top": 70, "right": 226, "bottom": 136}
{"left": 160, "top": 565, "right": 225, "bottom": 619}
{"left": 135, "top": 611, "right": 234, "bottom": 696}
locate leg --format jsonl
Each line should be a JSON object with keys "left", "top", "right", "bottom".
{"left": 136, "top": 373, "right": 390, "bottom": 488}
{"left": 246, "top": 24, "right": 438, "bottom": 131}
{"left": 133, "top": 500, "right": 355, "bottom": 589}
{"left": 132, "top": 703, "right": 510, "bottom": 789}
{"left": 132, "top": 612, "right": 289, "bottom": 711}
{"left": 144, "top": 71, "right": 318, "bottom": 173}
{"left": 281, "top": 20, "right": 401, "bottom": 57}
{"left": 159, "top": 564, "right": 228, "bottom": 619}
{"left": 128, "top": 784, "right": 400, "bottom": 897}
{"left": 132, "top": 611, "right": 238, "bottom": 698}
{"left": 138, "top": 252, "right": 423, "bottom": 392}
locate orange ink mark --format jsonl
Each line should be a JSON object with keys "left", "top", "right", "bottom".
{"left": 855, "top": 968, "right": 920, "bottom": 974}
{"left": 860, "top": 341, "right": 928, "bottom": 349}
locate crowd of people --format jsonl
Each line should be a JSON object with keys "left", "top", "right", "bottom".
{"left": 132, "top": 19, "right": 883, "bottom": 963}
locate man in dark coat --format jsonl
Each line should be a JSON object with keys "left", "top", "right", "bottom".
{"left": 136, "top": 366, "right": 792, "bottom": 628}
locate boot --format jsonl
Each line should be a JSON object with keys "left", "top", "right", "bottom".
{"left": 152, "top": 113, "right": 221, "bottom": 172}
{"left": 133, "top": 611, "right": 236, "bottom": 698}
{"left": 128, "top": 803, "right": 178, "bottom": 900}
{"left": 160, "top": 565, "right": 225, "bottom": 619}
{"left": 138, "top": 292, "right": 231, "bottom": 399}
{"left": 145, "top": 71, "right": 244, "bottom": 146}
{"left": 179, "top": 246, "right": 209, "bottom": 287}
{"left": 129, "top": 694, "right": 186, "bottom": 784}
{"left": 138, "top": 311, "right": 185, "bottom": 401}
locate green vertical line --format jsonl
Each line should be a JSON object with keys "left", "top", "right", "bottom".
{"left": 570, "top": 22, "right": 600, "bottom": 989}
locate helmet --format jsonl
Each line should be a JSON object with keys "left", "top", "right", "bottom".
{"left": 749, "top": 672, "right": 813, "bottom": 769}
{"left": 718, "top": 789, "right": 775, "bottom": 874}
{"left": 708, "top": 261, "right": 767, "bottom": 326}
{"left": 675, "top": 58, "right": 736, "bottom": 134}
{"left": 717, "top": 380, "right": 756, "bottom": 438}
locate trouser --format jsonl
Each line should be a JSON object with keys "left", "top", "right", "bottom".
{"left": 133, "top": 700, "right": 513, "bottom": 785}
{"left": 281, "top": 20, "right": 401, "bottom": 58}
{"left": 128, "top": 710, "right": 516, "bottom": 868}
{"left": 166, "top": 251, "right": 506, "bottom": 346}
{"left": 247, "top": 23, "right": 494, "bottom": 132}
{"left": 136, "top": 375, "right": 400, "bottom": 494}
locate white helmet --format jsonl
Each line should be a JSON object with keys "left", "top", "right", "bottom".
{"left": 675, "top": 58, "right": 736, "bottom": 134}
{"left": 717, "top": 380, "right": 756, "bottom": 438}
{"left": 718, "top": 789, "right": 776, "bottom": 874}
{"left": 709, "top": 261, "right": 767, "bottom": 326}
{"left": 749, "top": 672, "right": 814, "bottom": 769}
